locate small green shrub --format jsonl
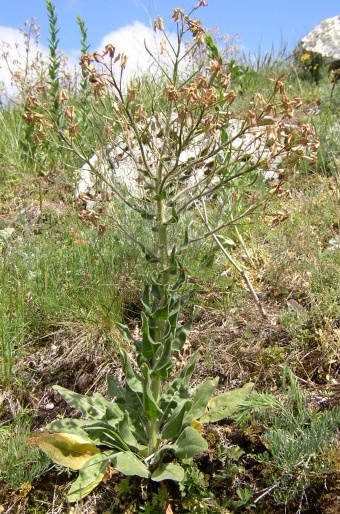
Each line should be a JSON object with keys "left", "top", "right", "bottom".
{"left": 237, "top": 366, "right": 340, "bottom": 509}
{"left": 0, "top": 411, "right": 51, "bottom": 490}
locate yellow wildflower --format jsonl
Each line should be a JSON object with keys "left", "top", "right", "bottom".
{"left": 300, "top": 53, "right": 311, "bottom": 62}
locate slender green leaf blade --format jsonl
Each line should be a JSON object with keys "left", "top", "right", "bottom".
{"left": 116, "top": 323, "right": 135, "bottom": 342}
{"left": 153, "top": 336, "right": 173, "bottom": 377}
{"left": 161, "top": 401, "right": 188, "bottom": 440}
{"left": 84, "top": 421, "right": 130, "bottom": 451}
{"left": 141, "top": 311, "right": 158, "bottom": 360}
{"left": 107, "top": 374, "right": 125, "bottom": 401}
{"left": 120, "top": 349, "right": 143, "bottom": 393}
{"left": 141, "top": 364, "right": 162, "bottom": 422}
{"left": 184, "top": 378, "right": 218, "bottom": 424}
{"left": 200, "top": 383, "right": 254, "bottom": 423}
{"left": 117, "top": 412, "right": 148, "bottom": 452}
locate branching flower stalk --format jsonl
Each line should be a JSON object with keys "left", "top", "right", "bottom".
{"left": 196, "top": 196, "right": 268, "bottom": 319}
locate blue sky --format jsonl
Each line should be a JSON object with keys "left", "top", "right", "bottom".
{"left": 1, "top": 0, "right": 340, "bottom": 56}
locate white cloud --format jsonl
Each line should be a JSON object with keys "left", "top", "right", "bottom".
{"left": 0, "top": 21, "right": 180, "bottom": 100}
{"left": 0, "top": 27, "right": 25, "bottom": 95}
{"left": 0, "top": 24, "right": 80, "bottom": 102}
{"left": 99, "top": 21, "right": 178, "bottom": 83}
{"left": 0, "top": 25, "right": 48, "bottom": 100}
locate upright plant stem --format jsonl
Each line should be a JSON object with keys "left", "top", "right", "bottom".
{"left": 148, "top": 177, "right": 169, "bottom": 451}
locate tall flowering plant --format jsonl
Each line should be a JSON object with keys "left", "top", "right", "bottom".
{"left": 29, "top": 3, "right": 318, "bottom": 501}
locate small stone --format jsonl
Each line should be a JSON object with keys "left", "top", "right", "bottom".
{"left": 76, "top": 373, "right": 92, "bottom": 389}
{"left": 327, "top": 237, "right": 340, "bottom": 251}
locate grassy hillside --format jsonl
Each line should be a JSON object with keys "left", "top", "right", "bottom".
{"left": 0, "top": 3, "right": 340, "bottom": 513}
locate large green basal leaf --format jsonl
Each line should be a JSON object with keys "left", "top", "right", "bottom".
{"left": 151, "top": 462, "right": 185, "bottom": 482}
{"left": 53, "top": 385, "right": 124, "bottom": 421}
{"left": 161, "top": 401, "right": 189, "bottom": 440}
{"left": 174, "top": 426, "right": 208, "bottom": 459}
{"left": 184, "top": 378, "right": 218, "bottom": 424}
{"left": 112, "top": 451, "right": 150, "bottom": 478}
{"left": 67, "top": 451, "right": 115, "bottom": 502}
{"left": 47, "top": 418, "right": 94, "bottom": 440}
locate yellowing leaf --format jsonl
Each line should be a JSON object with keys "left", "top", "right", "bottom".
{"left": 190, "top": 419, "right": 203, "bottom": 433}
{"left": 32, "top": 432, "right": 100, "bottom": 470}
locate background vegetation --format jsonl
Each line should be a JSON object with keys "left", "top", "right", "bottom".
{"left": 0, "top": 2, "right": 339, "bottom": 513}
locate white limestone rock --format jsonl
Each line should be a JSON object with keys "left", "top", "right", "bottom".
{"left": 75, "top": 117, "right": 292, "bottom": 203}
{"left": 295, "top": 15, "right": 340, "bottom": 63}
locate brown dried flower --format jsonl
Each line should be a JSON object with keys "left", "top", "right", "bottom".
{"left": 223, "top": 90, "right": 236, "bottom": 106}
{"left": 120, "top": 53, "right": 127, "bottom": 68}
{"left": 270, "top": 74, "right": 285, "bottom": 95}
{"left": 246, "top": 110, "right": 257, "bottom": 127}
{"left": 163, "top": 85, "right": 179, "bottom": 101}
{"left": 154, "top": 17, "right": 164, "bottom": 32}
{"left": 252, "top": 92, "right": 267, "bottom": 108}
{"left": 27, "top": 95, "right": 39, "bottom": 108}
{"left": 56, "top": 90, "right": 68, "bottom": 103}
{"left": 64, "top": 105, "right": 76, "bottom": 122}
{"left": 127, "top": 86, "right": 137, "bottom": 102}
{"left": 93, "top": 52, "right": 104, "bottom": 63}
{"left": 160, "top": 39, "right": 167, "bottom": 54}
{"left": 135, "top": 103, "right": 147, "bottom": 122}
{"left": 104, "top": 44, "right": 115, "bottom": 59}
{"left": 219, "top": 72, "right": 231, "bottom": 89}
{"left": 92, "top": 77, "right": 107, "bottom": 100}
{"left": 195, "top": 74, "right": 208, "bottom": 89}
{"left": 201, "top": 88, "right": 218, "bottom": 106}
{"left": 187, "top": 19, "right": 205, "bottom": 44}
{"left": 172, "top": 8, "right": 184, "bottom": 23}
{"left": 68, "top": 123, "right": 79, "bottom": 136}
{"left": 206, "top": 58, "right": 221, "bottom": 75}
